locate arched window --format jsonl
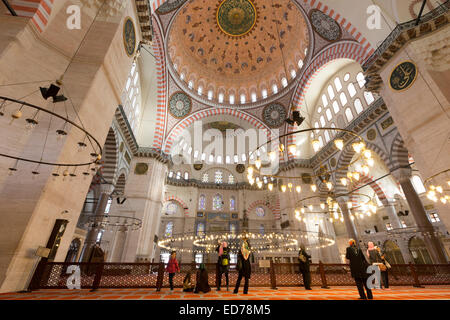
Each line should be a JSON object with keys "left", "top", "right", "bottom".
{"left": 218, "top": 93, "right": 224, "bottom": 103}
{"left": 411, "top": 176, "right": 426, "bottom": 194}
{"left": 104, "top": 198, "right": 112, "bottom": 214}
{"left": 184, "top": 172, "right": 189, "bottom": 180}
{"left": 317, "top": 106, "right": 322, "bottom": 114}
{"left": 332, "top": 101, "right": 339, "bottom": 114}
{"left": 168, "top": 171, "right": 174, "bottom": 178}
{"left": 281, "top": 77, "right": 288, "bottom": 87}
{"left": 202, "top": 173, "right": 208, "bottom": 183}
{"left": 251, "top": 92, "right": 257, "bottom": 102}
{"left": 166, "top": 202, "right": 178, "bottom": 215}
{"left": 298, "top": 59, "right": 304, "bottom": 68}
{"left": 255, "top": 206, "right": 265, "bottom": 217}
{"left": 215, "top": 170, "right": 223, "bottom": 184}
{"left": 216, "top": 155, "right": 222, "bottom": 164}
{"left": 354, "top": 98, "right": 364, "bottom": 114}
{"left": 262, "top": 89, "right": 268, "bottom": 99}
{"left": 340, "top": 92, "right": 348, "bottom": 106}
{"left": 334, "top": 77, "right": 342, "bottom": 92}
{"left": 230, "top": 196, "right": 236, "bottom": 211}
{"left": 344, "top": 73, "right": 350, "bottom": 81}
{"left": 322, "top": 94, "right": 328, "bottom": 107}
{"left": 327, "top": 85, "right": 335, "bottom": 100}
{"left": 345, "top": 108, "right": 354, "bottom": 122}
{"left": 176, "top": 171, "right": 181, "bottom": 180}
{"left": 324, "top": 130, "right": 330, "bottom": 143}
{"left": 364, "top": 91, "right": 375, "bottom": 105}
{"left": 290, "top": 69, "right": 296, "bottom": 78}
{"left": 165, "top": 221, "right": 174, "bottom": 238}
{"left": 348, "top": 83, "right": 357, "bottom": 97}
{"left": 272, "top": 84, "right": 278, "bottom": 94}
{"left": 228, "top": 174, "right": 234, "bottom": 184}
{"left": 208, "top": 90, "right": 213, "bottom": 100}
{"left": 240, "top": 94, "right": 246, "bottom": 104}
{"left": 326, "top": 108, "right": 332, "bottom": 121}
{"left": 198, "top": 195, "right": 206, "bottom": 210}
{"left": 320, "top": 115, "right": 326, "bottom": 127}
{"left": 197, "top": 86, "right": 203, "bottom": 95}
{"left": 356, "top": 72, "right": 366, "bottom": 88}
{"left": 318, "top": 136, "right": 324, "bottom": 148}
{"left": 213, "top": 194, "right": 223, "bottom": 211}
{"left": 196, "top": 222, "right": 205, "bottom": 236}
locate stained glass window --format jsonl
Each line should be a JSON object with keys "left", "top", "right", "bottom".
{"left": 165, "top": 221, "right": 174, "bottom": 238}
{"left": 256, "top": 206, "right": 265, "bottom": 217}
{"left": 202, "top": 173, "right": 208, "bottom": 183}
{"left": 213, "top": 194, "right": 223, "bottom": 211}
{"left": 215, "top": 170, "right": 223, "bottom": 184}
{"left": 198, "top": 195, "right": 206, "bottom": 210}
{"left": 196, "top": 222, "right": 205, "bottom": 236}
{"left": 228, "top": 174, "right": 234, "bottom": 184}
{"left": 230, "top": 196, "right": 236, "bottom": 211}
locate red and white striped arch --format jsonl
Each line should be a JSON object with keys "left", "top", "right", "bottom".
{"left": 151, "top": 17, "right": 168, "bottom": 150}
{"left": 164, "top": 196, "right": 189, "bottom": 216}
{"left": 286, "top": 41, "right": 373, "bottom": 159}
{"left": 6, "top": 0, "right": 54, "bottom": 32}
{"left": 247, "top": 199, "right": 281, "bottom": 220}
{"left": 162, "top": 108, "right": 274, "bottom": 154}
{"left": 350, "top": 174, "right": 389, "bottom": 207}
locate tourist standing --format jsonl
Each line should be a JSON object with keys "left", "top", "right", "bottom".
{"left": 377, "top": 246, "right": 391, "bottom": 289}
{"left": 346, "top": 239, "right": 373, "bottom": 300}
{"left": 166, "top": 251, "right": 180, "bottom": 291}
{"left": 233, "top": 238, "right": 252, "bottom": 294}
{"left": 216, "top": 241, "right": 230, "bottom": 291}
{"left": 298, "top": 244, "right": 312, "bottom": 290}
{"left": 367, "top": 241, "right": 384, "bottom": 289}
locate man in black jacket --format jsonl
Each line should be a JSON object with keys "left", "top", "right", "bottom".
{"left": 298, "top": 244, "right": 312, "bottom": 290}
{"left": 345, "top": 239, "right": 373, "bottom": 300}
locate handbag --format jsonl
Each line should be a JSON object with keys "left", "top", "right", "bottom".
{"left": 299, "top": 253, "right": 307, "bottom": 263}
{"left": 374, "top": 262, "right": 387, "bottom": 272}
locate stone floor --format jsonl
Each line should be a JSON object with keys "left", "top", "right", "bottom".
{"left": 0, "top": 286, "right": 449, "bottom": 300}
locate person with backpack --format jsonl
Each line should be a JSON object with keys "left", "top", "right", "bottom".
{"left": 216, "top": 241, "right": 230, "bottom": 291}
{"left": 298, "top": 244, "right": 312, "bottom": 290}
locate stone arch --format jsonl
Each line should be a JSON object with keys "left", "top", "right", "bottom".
{"left": 349, "top": 174, "right": 389, "bottom": 206}
{"left": 390, "top": 133, "right": 410, "bottom": 170}
{"left": 383, "top": 240, "right": 405, "bottom": 264}
{"left": 113, "top": 170, "right": 128, "bottom": 196}
{"left": 162, "top": 108, "right": 274, "bottom": 154}
{"left": 247, "top": 199, "right": 281, "bottom": 220}
{"left": 164, "top": 196, "right": 189, "bottom": 216}
{"left": 101, "top": 127, "right": 119, "bottom": 185}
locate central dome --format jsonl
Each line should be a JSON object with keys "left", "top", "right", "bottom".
{"left": 167, "top": 0, "right": 311, "bottom": 106}
{"left": 216, "top": 0, "right": 257, "bottom": 37}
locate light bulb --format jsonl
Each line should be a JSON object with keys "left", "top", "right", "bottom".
{"left": 436, "top": 186, "right": 443, "bottom": 194}
{"left": 312, "top": 139, "right": 320, "bottom": 152}
{"left": 447, "top": 181, "right": 450, "bottom": 187}
{"left": 347, "top": 172, "right": 353, "bottom": 179}
{"left": 308, "top": 205, "right": 313, "bottom": 211}
{"left": 269, "top": 151, "right": 276, "bottom": 161}
{"left": 363, "top": 150, "right": 372, "bottom": 159}
{"left": 367, "top": 158, "right": 374, "bottom": 167}
{"left": 350, "top": 215, "right": 354, "bottom": 221}
{"left": 326, "top": 181, "right": 333, "bottom": 190}
{"left": 249, "top": 178, "right": 255, "bottom": 186}
{"left": 311, "top": 184, "right": 317, "bottom": 192}
{"left": 279, "top": 144, "right": 285, "bottom": 152}
{"left": 340, "top": 217, "right": 344, "bottom": 222}
{"left": 355, "top": 164, "right": 362, "bottom": 172}
{"left": 288, "top": 182, "right": 293, "bottom": 190}
{"left": 288, "top": 144, "right": 297, "bottom": 154}
{"left": 257, "top": 181, "right": 263, "bottom": 189}
{"left": 281, "top": 185, "right": 287, "bottom": 192}
{"left": 329, "top": 218, "right": 333, "bottom": 223}
{"left": 255, "top": 159, "right": 261, "bottom": 169}
{"left": 247, "top": 166, "right": 254, "bottom": 175}
{"left": 320, "top": 203, "right": 325, "bottom": 210}
{"left": 268, "top": 183, "right": 273, "bottom": 191}
{"left": 362, "top": 165, "right": 370, "bottom": 175}
{"left": 296, "top": 186, "right": 301, "bottom": 193}
{"left": 301, "top": 208, "right": 305, "bottom": 214}
{"left": 353, "top": 172, "right": 360, "bottom": 181}
{"left": 340, "top": 178, "right": 348, "bottom": 186}
{"left": 334, "top": 139, "right": 344, "bottom": 150}
{"left": 352, "top": 142, "right": 365, "bottom": 153}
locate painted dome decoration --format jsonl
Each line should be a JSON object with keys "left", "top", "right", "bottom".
{"left": 216, "top": 0, "right": 257, "bottom": 37}
{"left": 169, "top": 91, "right": 192, "bottom": 118}
{"left": 263, "top": 103, "right": 287, "bottom": 128}
{"left": 167, "top": 0, "right": 311, "bottom": 106}
{"left": 310, "top": 9, "right": 341, "bottom": 42}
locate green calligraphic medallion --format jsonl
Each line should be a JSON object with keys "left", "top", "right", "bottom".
{"left": 389, "top": 61, "right": 418, "bottom": 92}
{"left": 123, "top": 17, "right": 136, "bottom": 57}
{"left": 216, "top": 0, "right": 257, "bottom": 37}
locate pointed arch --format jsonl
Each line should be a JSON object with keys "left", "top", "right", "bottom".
{"left": 390, "top": 133, "right": 410, "bottom": 170}
{"left": 164, "top": 196, "right": 188, "bottom": 216}
{"left": 101, "top": 127, "right": 119, "bottom": 185}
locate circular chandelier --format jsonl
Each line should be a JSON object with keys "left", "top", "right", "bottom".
{"left": 293, "top": 192, "right": 376, "bottom": 223}
{"left": 80, "top": 214, "right": 142, "bottom": 231}
{"left": 246, "top": 127, "right": 372, "bottom": 193}
{"left": 158, "top": 229, "right": 335, "bottom": 254}
{"left": 424, "top": 168, "right": 450, "bottom": 205}
{"left": 0, "top": 89, "right": 103, "bottom": 178}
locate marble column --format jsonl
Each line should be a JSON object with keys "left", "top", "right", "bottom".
{"left": 384, "top": 200, "right": 403, "bottom": 229}
{"left": 392, "top": 168, "right": 448, "bottom": 263}
{"left": 81, "top": 183, "right": 115, "bottom": 261}
{"left": 337, "top": 196, "right": 358, "bottom": 243}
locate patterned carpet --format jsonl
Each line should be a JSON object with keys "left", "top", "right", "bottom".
{"left": 1, "top": 286, "right": 449, "bottom": 300}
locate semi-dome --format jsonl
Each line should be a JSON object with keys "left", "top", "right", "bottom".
{"left": 167, "top": 0, "right": 311, "bottom": 106}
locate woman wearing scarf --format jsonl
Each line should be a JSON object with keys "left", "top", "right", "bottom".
{"left": 233, "top": 238, "right": 252, "bottom": 294}
{"left": 194, "top": 263, "right": 211, "bottom": 293}
{"left": 216, "top": 241, "right": 230, "bottom": 291}
{"left": 346, "top": 239, "right": 373, "bottom": 299}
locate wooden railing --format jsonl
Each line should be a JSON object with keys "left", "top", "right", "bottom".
{"left": 28, "top": 261, "right": 450, "bottom": 291}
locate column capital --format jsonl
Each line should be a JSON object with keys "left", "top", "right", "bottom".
{"left": 99, "top": 183, "right": 115, "bottom": 195}
{"left": 391, "top": 167, "right": 412, "bottom": 183}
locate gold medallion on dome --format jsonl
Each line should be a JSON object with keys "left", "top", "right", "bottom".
{"left": 216, "top": 0, "right": 257, "bottom": 37}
